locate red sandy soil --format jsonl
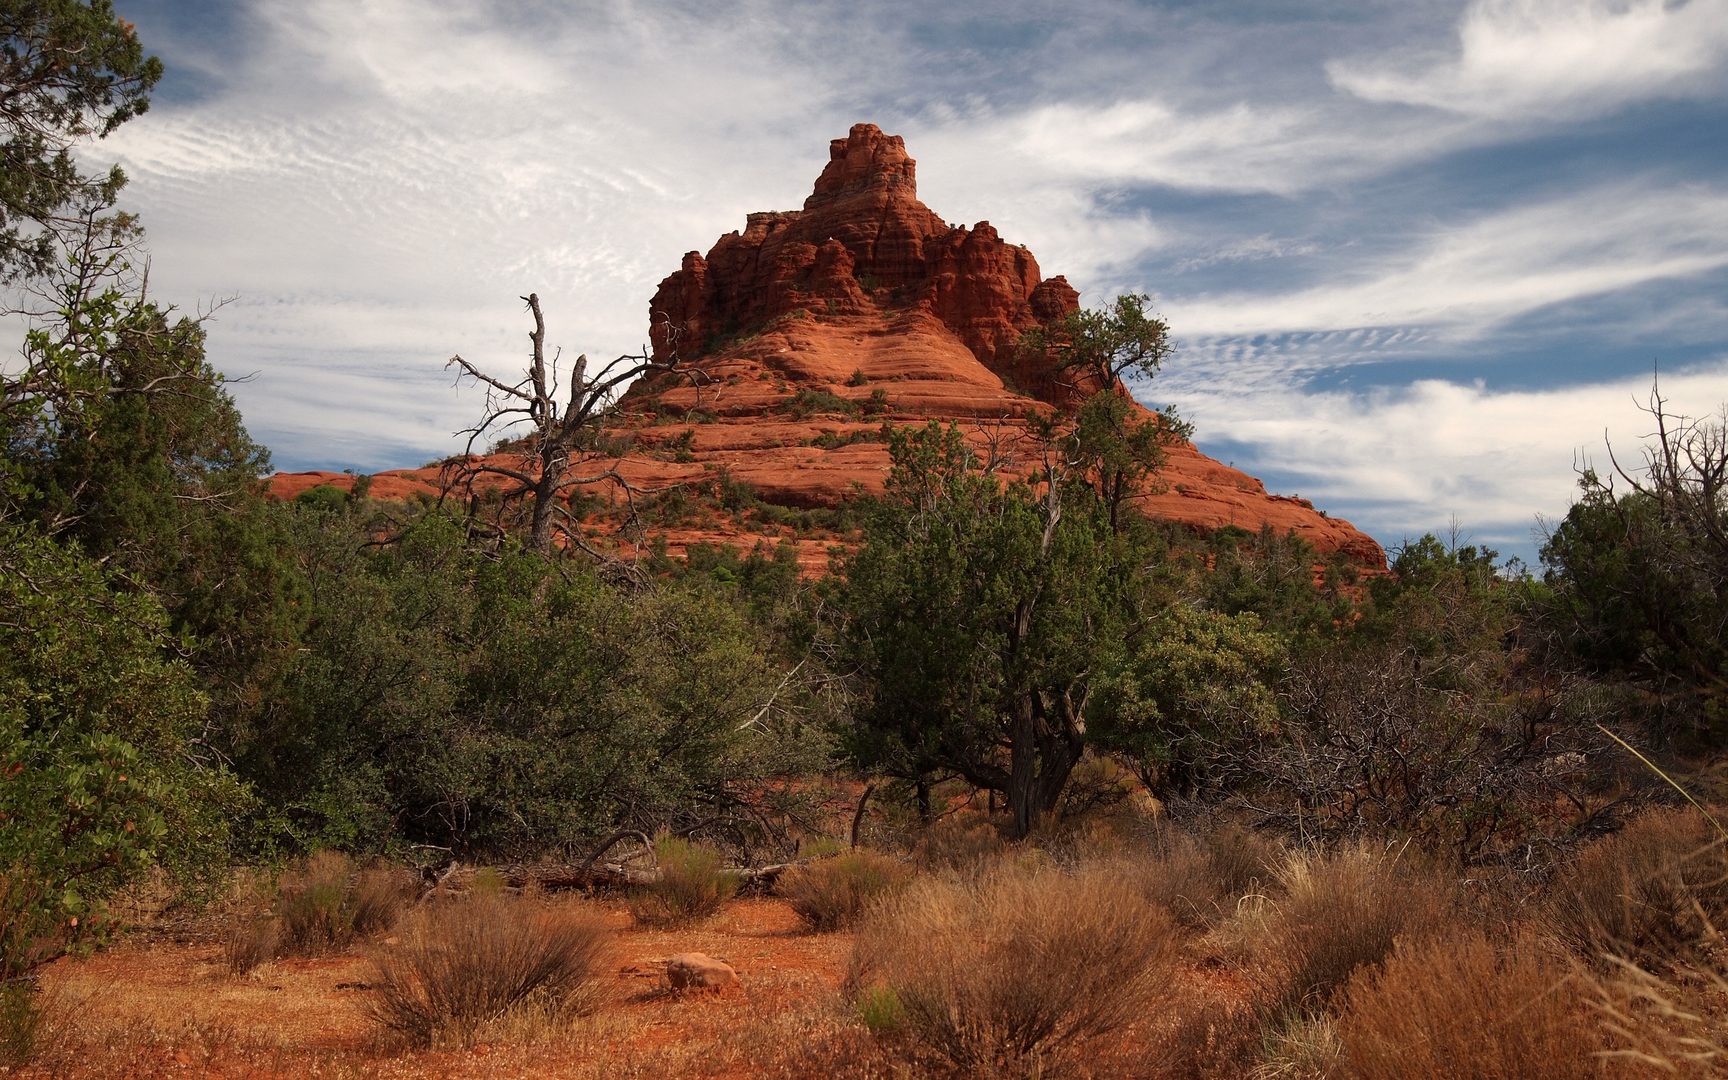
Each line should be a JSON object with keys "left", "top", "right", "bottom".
{"left": 23, "top": 896, "right": 1247, "bottom": 1079}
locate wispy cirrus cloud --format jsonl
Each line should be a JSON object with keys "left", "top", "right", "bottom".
{"left": 1330, "top": 0, "right": 1728, "bottom": 120}
{"left": 1166, "top": 181, "right": 1728, "bottom": 338}
{"left": 34, "top": 0, "right": 1728, "bottom": 562}
{"left": 1162, "top": 357, "right": 1728, "bottom": 552}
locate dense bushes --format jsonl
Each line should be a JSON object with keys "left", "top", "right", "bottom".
{"left": 0, "top": 528, "right": 244, "bottom": 983}
{"left": 251, "top": 513, "right": 832, "bottom": 857}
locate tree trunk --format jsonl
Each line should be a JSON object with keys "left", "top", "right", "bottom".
{"left": 1007, "top": 695, "right": 1040, "bottom": 838}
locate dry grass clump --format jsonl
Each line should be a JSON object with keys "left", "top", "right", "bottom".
{"left": 368, "top": 888, "right": 612, "bottom": 1048}
{"left": 910, "top": 817, "right": 1007, "bottom": 873}
{"left": 1547, "top": 807, "right": 1728, "bottom": 966}
{"left": 1590, "top": 951, "right": 1728, "bottom": 1076}
{"left": 224, "top": 852, "right": 417, "bottom": 973}
{"left": 1336, "top": 929, "right": 1603, "bottom": 1080}
{"left": 1250, "top": 844, "right": 1454, "bottom": 1020}
{"left": 628, "top": 836, "right": 738, "bottom": 926}
{"left": 777, "top": 849, "right": 912, "bottom": 931}
{"left": 1259, "top": 1012, "right": 1345, "bottom": 1079}
{"left": 0, "top": 981, "right": 46, "bottom": 1068}
{"left": 847, "top": 861, "right": 1181, "bottom": 1075}
{"left": 1134, "top": 823, "right": 1283, "bottom": 929}
{"left": 221, "top": 914, "right": 279, "bottom": 975}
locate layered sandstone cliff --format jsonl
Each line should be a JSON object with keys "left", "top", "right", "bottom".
{"left": 271, "top": 124, "right": 1385, "bottom": 573}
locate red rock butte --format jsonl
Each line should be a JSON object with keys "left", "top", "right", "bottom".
{"left": 270, "top": 123, "right": 1385, "bottom": 573}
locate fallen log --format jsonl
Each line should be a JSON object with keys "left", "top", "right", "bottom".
{"left": 434, "top": 860, "right": 806, "bottom": 895}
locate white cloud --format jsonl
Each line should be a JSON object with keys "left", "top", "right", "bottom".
{"left": 84, "top": 0, "right": 894, "bottom": 466}
{"left": 1167, "top": 181, "right": 1728, "bottom": 338}
{"left": 1330, "top": 0, "right": 1728, "bottom": 120}
{"left": 19, "top": 0, "right": 1722, "bottom": 530}
{"left": 1163, "top": 357, "right": 1728, "bottom": 553}
{"left": 1173, "top": 234, "right": 1321, "bottom": 274}
{"left": 914, "top": 96, "right": 1478, "bottom": 202}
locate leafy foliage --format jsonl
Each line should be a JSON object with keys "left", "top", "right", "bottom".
{"left": 1022, "top": 291, "right": 1175, "bottom": 391}
{"left": 1541, "top": 401, "right": 1728, "bottom": 733}
{"left": 0, "top": 0, "right": 161, "bottom": 283}
{"left": 841, "top": 421, "right": 1132, "bottom": 836}
{"left": 0, "top": 527, "right": 244, "bottom": 979}
{"left": 1090, "top": 604, "right": 1284, "bottom": 796}
{"left": 256, "top": 512, "right": 826, "bottom": 856}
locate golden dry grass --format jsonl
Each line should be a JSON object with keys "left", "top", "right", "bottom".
{"left": 1335, "top": 929, "right": 1605, "bottom": 1079}
{"left": 776, "top": 849, "right": 912, "bottom": 931}
{"left": 367, "top": 889, "right": 613, "bottom": 1047}
{"left": 19, "top": 820, "right": 1728, "bottom": 1078}
{"left": 847, "top": 860, "right": 1184, "bottom": 1075}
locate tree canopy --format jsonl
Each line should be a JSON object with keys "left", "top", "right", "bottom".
{"left": 1, "top": 0, "right": 160, "bottom": 285}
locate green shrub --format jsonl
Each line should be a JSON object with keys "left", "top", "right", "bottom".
{"left": 1, "top": 529, "right": 245, "bottom": 985}
{"left": 628, "top": 837, "right": 738, "bottom": 926}
{"left": 783, "top": 389, "right": 861, "bottom": 420}
{"left": 778, "top": 850, "right": 911, "bottom": 930}
{"left": 368, "top": 890, "right": 612, "bottom": 1047}
{"left": 852, "top": 984, "right": 906, "bottom": 1033}
{"left": 847, "top": 862, "right": 1180, "bottom": 1074}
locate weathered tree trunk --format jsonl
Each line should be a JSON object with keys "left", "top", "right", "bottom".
{"left": 436, "top": 860, "right": 803, "bottom": 895}
{"left": 1007, "top": 696, "right": 1041, "bottom": 838}
{"left": 851, "top": 782, "right": 876, "bottom": 848}
{"left": 1006, "top": 691, "right": 1088, "bottom": 839}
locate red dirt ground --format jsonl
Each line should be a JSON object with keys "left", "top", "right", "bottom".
{"left": 21, "top": 895, "right": 1247, "bottom": 1079}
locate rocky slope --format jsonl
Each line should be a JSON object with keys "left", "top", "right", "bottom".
{"left": 271, "top": 124, "right": 1384, "bottom": 573}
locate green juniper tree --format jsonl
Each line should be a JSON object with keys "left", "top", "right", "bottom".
{"left": 841, "top": 421, "right": 1133, "bottom": 838}
{"left": 1, "top": 0, "right": 160, "bottom": 285}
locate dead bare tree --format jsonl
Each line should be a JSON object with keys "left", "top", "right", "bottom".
{"left": 444, "top": 293, "right": 695, "bottom": 554}
{"left": 1599, "top": 381, "right": 1728, "bottom": 699}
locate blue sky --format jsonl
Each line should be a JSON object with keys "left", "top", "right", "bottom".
{"left": 44, "top": 0, "right": 1728, "bottom": 564}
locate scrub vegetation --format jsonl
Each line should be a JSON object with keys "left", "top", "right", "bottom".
{"left": 6, "top": 4, "right": 1728, "bottom": 1076}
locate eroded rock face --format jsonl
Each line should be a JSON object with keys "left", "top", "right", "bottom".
{"left": 269, "top": 124, "right": 1386, "bottom": 573}
{"left": 648, "top": 123, "right": 1082, "bottom": 403}
{"left": 620, "top": 123, "right": 1384, "bottom": 570}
